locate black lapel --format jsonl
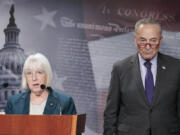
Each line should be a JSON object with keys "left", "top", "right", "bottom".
{"left": 130, "top": 54, "right": 149, "bottom": 106}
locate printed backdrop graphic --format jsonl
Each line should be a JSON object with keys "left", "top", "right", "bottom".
{"left": 0, "top": 0, "right": 180, "bottom": 134}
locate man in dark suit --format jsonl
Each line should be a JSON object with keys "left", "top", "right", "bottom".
{"left": 103, "top": 18, "right": 180, "bottom": 135}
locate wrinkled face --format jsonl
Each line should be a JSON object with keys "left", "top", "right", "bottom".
{"left": 25, "top": 66, "right": 47, "bottom": 94}
{"left": 135, "top": 24, "right": 162, "bottom": 60}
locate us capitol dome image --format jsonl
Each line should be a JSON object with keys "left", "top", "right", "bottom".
{"left": 0, "top": 5, "right": 26, "bottom": 111}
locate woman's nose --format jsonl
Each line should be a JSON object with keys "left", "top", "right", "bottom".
{"left": 32, "top": 72, "right": 37, "bottom": 81}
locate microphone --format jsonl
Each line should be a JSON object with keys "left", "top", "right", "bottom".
{"left": 40, "top": 84, "right": 46, "bottom": 90}
{"left": 40, "top": 84, "right": 62, "bottom": 115}
{"left": 0, "top": 83, "right": 8, "bottom": 88}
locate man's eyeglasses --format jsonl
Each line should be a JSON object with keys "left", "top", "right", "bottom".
{"left": 137, "top": 38, "right": 160, "bottom": 48}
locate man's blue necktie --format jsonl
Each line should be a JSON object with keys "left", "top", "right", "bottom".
{"left": 144, "top": 61, "right": 154, "bottom": 105}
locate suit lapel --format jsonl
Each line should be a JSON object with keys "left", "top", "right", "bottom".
{"left": 23, "top": 90, "right": 30, "bottom": 114}
{"left": 43, "top": 90, "right": 59, "bottom": 114}
{"left": 131, "top": 53, "right": 168, "bottom": 107}
{"left": 130, "top": 54, "right": 150, "bottom": 106}
{"left": 151, "top": 53, "right": 167, "bottom": 107}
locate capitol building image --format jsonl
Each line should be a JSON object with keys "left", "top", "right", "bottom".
{"left": 0, "top": 5, "right": 26, "bottom": 110}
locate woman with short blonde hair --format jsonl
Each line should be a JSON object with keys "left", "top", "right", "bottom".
{"left": 6, "top": 53, "right": 77, "bottom": 115}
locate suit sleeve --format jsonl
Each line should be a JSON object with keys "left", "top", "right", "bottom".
{"left": 178, "top": 88, "right": 180, "bottom": 120}
{"left": 177, "top": 63, "right": 180, "bottom": 122}
{"left": 104, "top": 64, "right": 121, "bottom": 135}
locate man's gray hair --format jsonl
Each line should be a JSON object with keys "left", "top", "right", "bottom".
{"left": 21, "top": 53, "right": 53, "bottom": 89}
{"left": 135, "top": 18, "right": 162, "bottom": 35}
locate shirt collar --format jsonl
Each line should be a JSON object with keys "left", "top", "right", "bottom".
{"left": 138, "top": 53, "right": 157, "bottom": 66}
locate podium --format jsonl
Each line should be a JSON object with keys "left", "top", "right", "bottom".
{"left": 0, "top": 114, "right": 86, "bottom": 135}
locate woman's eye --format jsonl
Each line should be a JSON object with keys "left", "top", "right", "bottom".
{"left": 26, "top": 72, "right": 32, "bottom": 75}
{"left": 37, "top": 71, "right": 44, "bottom": 74}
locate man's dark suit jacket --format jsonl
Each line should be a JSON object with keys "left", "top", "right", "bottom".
{"left": 5, "top": 88, "right": 77, "bottom": 115}
{"left": 104, "top": 53, "right": 180, "bottom": 135}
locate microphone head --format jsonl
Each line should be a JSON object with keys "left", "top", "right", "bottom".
{"left": 3, "top": 83, "right": 8, "bottom": 88}
{"left": 40, "top": 84, "right": 46, "bottom": 89}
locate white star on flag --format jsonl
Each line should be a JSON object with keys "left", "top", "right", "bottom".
{"left": 34, "top": 7, "right": 57, "bottom": 31}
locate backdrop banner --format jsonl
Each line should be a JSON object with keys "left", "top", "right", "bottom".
{"left": 0, "top": 0, "right": 180, "bottom": 134}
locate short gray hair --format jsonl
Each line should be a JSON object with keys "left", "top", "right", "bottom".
{"left": 21, "top": 53, "right": 53, "bottom": 89}
{"left": 135, "top": 18, "right": 162, "bottom": 35}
